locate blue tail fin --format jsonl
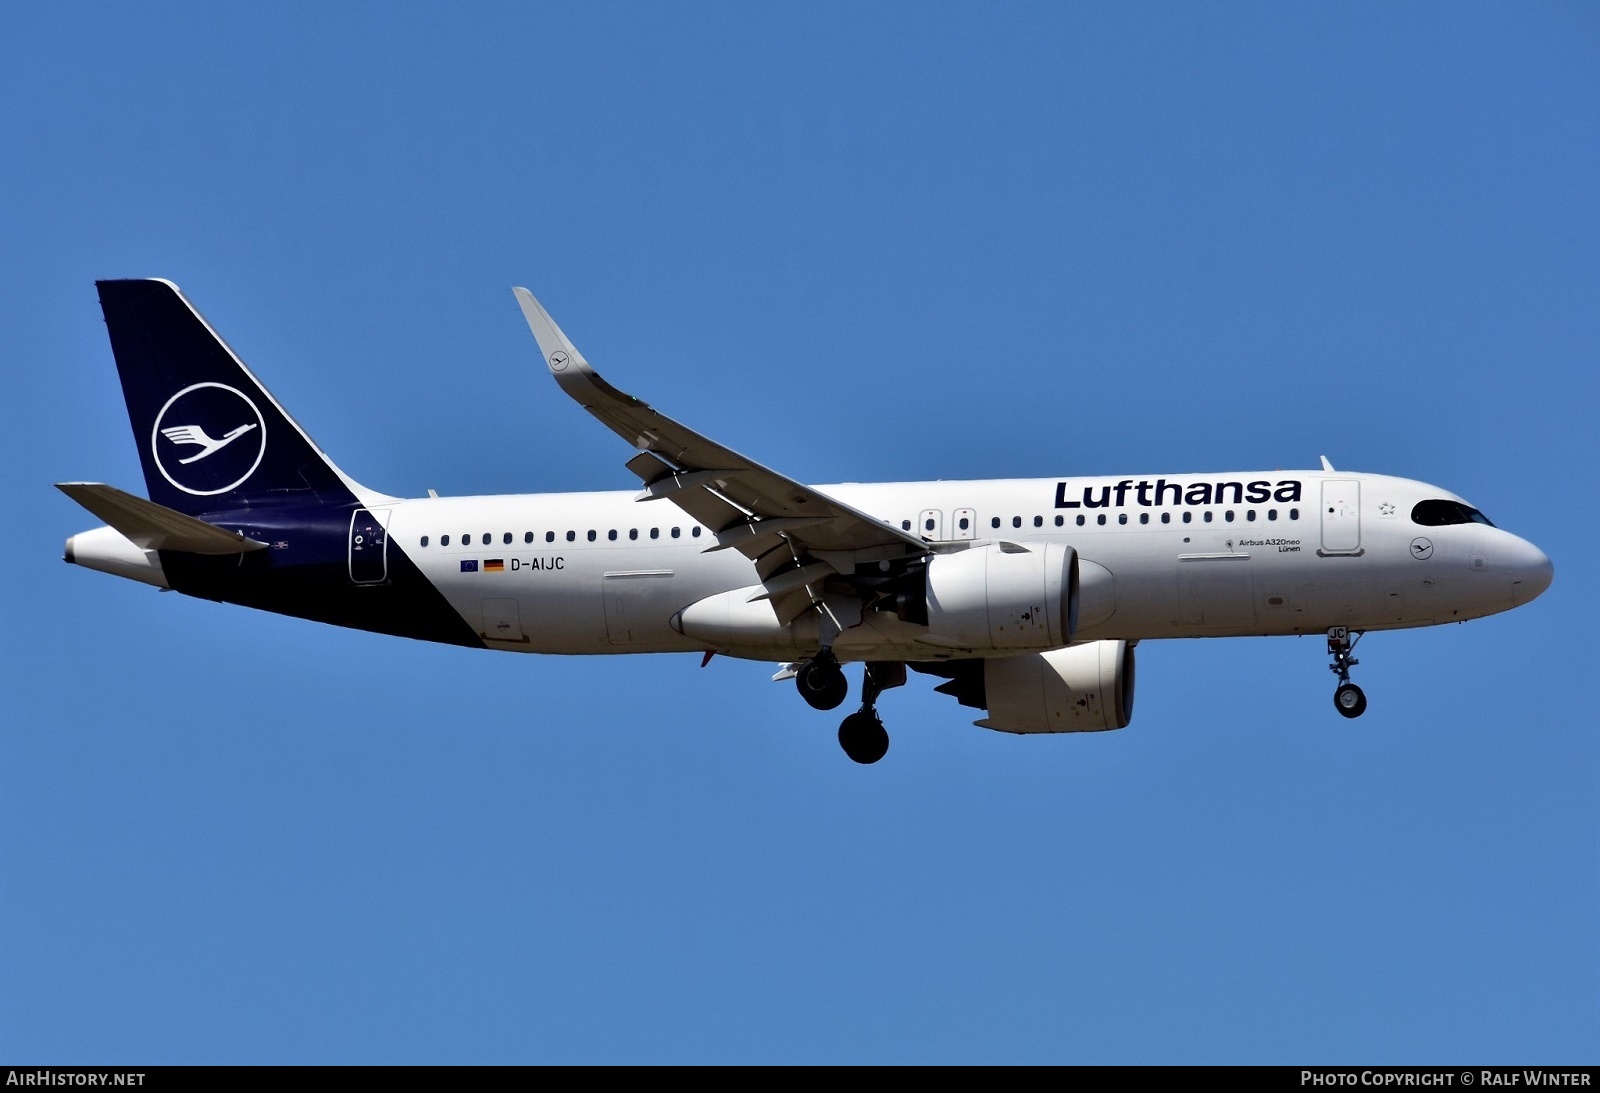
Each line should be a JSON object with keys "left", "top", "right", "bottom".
{"left": 96, "top": 279, "right": 364, "bottom": 515}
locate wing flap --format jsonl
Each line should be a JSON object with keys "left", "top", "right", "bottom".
{"left": 56, "top": 482, "right": 269, "bottom": 554}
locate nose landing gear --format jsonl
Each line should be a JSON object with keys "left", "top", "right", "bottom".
{"left": 1327, "top": 627, "right": 1367, "bottom": 719}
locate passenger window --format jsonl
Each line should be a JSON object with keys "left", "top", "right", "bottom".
{"left": 925, "top": 518, "right": 935, "bottom": 532}
{"left": 1096, "top": 514, "right": 1106, "bottom": 526}
{"left": 1161, "top": 513, "right": 1170, "bottom": 524}
{"left": 650, "top": 528, "right": 660, "bottom": 539}
{"left": 1139, "top": 513, "right": 1149, "bottom": 525}
{"left": 1245, "top": 510, "right": 1255, "bottom": 522}
{"left": 991, "top": 517, "right": 1001, "bottom": 529}
{"left": 1033, "top": 516, "right": 1043, "bottom": 528}
{"left": 629, "top": 528, "right": 638, "bottom": 540}
{"left": 903, "top": 520, "right": 912, "bottom": 531}
{"left": 961, "top": 516, "right": 971, "bottom": 530}
{"left": 566, "top": 531, "right": 576, "bottom": 542}
{"left": 671, "top": 527, "right": 681, "bottom": 538}
{"left": 1053, "top": 515, "right": 1062, "bottom": 527}
{"left": 441, "top": 534, "right": 450, "bottom": 546}
{"left": 587, "top": 530, "right": 596, "bottom": 542}
{"left": 524, "top": 532, "right": 534, "bottom": 543}
{"left": 1224, "top": 511, "right": 1234, "bottom": 523}
{"left": 1012, "top": 516, "right": 1022, "bottom": 529}
{"left": 692, "top": 526, "right": 702, "bottom": 538}
{"left": 546, "top": 531, "right": 555, "bottom": 543}
{"left": 1182, "top": 512, "right": 1192, "bottom": 524}
{"left": 1290, "top": 508, "right": 1300, "bottom": 520}
{"left": 1204, "top": 511, "right": 1213, "bottom": 523}
{"left": 1267, "top": 509, "right": 1277, "bottom": 521}
{"left": 482, "top": 533, "right": 490, "bottom": 544}
{"left": 1076, "top": 515, "right": 1085, "bottom": 526}
{"left": 420, "top": 535, "right": 429, "bottom": 547}
{"left": 607, "top": 530, "right": 617, "bottom": 541}
{"left": 1118, "top": 513, "right": 1127, "bottom": 525}
{"left": 503, "top": 532, "right": 512, "bottom": 544}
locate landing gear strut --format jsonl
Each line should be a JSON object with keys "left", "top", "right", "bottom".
{"left": 795, "top": 649, "right": 848, "bottom": 711}
{"left": 1327, "top": 627, "right": 1368, "bottom": 719}
{"left": 837, "top": 662, "right": 904, "bottom": 765}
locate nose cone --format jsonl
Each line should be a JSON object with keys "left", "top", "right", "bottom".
{"left": 1507, "top": 536, "right": 1554, "bottom": 606}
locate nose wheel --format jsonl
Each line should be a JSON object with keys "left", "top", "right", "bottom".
{"left": 1327, "top": 627, "right": 1367, "bottom": 719}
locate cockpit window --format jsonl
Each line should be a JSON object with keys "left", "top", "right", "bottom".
{"left": 1411, "top": 499, "right": 1495, "bottom": 528}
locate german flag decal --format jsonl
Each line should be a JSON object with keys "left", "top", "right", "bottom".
{"left": 484, "top": 559, "right": 505, "bottom": 572}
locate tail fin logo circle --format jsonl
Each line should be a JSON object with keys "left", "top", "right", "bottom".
{"left": 150, "top": 382, "right": 267, "bottom": 496}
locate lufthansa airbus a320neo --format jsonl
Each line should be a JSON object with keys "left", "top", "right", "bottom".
{"left": 61, "top": 280, "right": 1554, "bottom": 763}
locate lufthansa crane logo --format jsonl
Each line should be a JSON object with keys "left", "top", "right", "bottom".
{"left": 549, "top": 350, "right": 569, "bottom": 371}
{"left": 150, "top": 382, "right": 267, "bottom": 496}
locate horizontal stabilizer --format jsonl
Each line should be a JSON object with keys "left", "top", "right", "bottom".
{"left": 56, "top": 482, "right": 269, "bottom": 554}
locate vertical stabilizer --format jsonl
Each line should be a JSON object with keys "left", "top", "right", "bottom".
{"left": 96, "top": 279, "right": 365, "bottom": 514}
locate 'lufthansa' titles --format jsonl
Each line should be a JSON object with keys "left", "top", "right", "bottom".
{"left": 1054, "top": 478, "right": 1303, "bottom": 509}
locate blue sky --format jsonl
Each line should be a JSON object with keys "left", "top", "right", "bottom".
{"left": 2, "top": 3, "right": 1596, "bottom": 1063}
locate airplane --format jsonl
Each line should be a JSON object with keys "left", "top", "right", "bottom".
{"left": 60, "top": 279, "right": 1554, "bottom": 763}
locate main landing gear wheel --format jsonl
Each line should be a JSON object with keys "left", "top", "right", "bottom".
{"left": 834, "top": 661, "right": 904, "bottom": 764}
{"left": 796, "top": 652, "right": 848, "bottom": 711}
{"left": 1333, "top": 682, "right": 1367, "bottom": 719}
{"left": 1326, "top": 627, "right": 1369, "bottom": 719}
{"left": 838, "top": 710, "right": 889, "bottom": 765}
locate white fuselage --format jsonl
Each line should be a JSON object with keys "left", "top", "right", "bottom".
{"left": 378, "top": 470, "right": 1549, "bottom": 661}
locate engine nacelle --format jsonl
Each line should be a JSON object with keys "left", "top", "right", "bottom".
{"left": 975, "top": 640, "right": 1135, "bottom": 733}
{"left": 923, "top": 542, "right": 1078, "bottom": 651}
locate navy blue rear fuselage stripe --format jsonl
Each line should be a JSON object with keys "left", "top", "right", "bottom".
{"left": 160, "top": 503, "right": 484, "bottom": 648}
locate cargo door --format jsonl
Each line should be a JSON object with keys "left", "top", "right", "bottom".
{"left": 603, "top": 570, "right": 674, "bottom": 646}
{"left": 1178, "top": 554, "right": 1256, "bottom": 629}
{"left": 482, "top": 598, "right": 525, "bottom": 642}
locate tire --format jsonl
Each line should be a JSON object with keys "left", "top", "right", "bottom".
{"left": 838, "top": 711, "right": 889, "bottom": 764}
{"left": 1333, "top": 682, "right": 1367, "bottom": 719}
{"left": 796, "top": 659, "right": 848, "bottom": 711}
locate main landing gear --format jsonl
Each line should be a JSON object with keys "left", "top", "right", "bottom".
{"left": 795, "top": 649, "right": 849, "bottom": 711}
{"left": 837, "top": 661, "right": 904, "bottom": 764}
{"left": 795, "top": 654, "right": 903, "bottom": 764}
{"left": 1327, "top": 627, "right": 1368, "bottom": 719}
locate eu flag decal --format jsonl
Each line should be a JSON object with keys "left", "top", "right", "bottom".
{"left": 484, "top": 559, "right": 505, "bottom": 572}
{"left": 460, "top": 559, "right": 478, "bottom": 573}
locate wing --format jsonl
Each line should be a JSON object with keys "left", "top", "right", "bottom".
{"left": 513, "top": 289, "right": 928, "bottom": 623}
